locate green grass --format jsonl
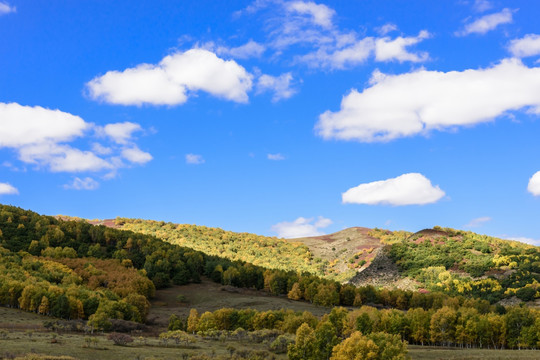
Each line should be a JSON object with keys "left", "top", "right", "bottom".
{"left": 0, "top": 330, "right": 285, "bottom": 360}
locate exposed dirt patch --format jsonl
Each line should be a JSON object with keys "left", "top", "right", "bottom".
{"left": 347, "top": 248, "right": 414, "bottom": 290}
{"left": 288, "top": 227, "right": 384, "bottom": 280}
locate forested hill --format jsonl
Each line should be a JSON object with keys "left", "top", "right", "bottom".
{"left": 115, "top": 218, "right": 540, "bottom": 303}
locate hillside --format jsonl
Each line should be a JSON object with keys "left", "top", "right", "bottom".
{"left": 113, "top": 218, "right": 540, "bottom": 303}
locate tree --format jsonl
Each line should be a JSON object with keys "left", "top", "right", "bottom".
{"left": 187, "top": 308, "right": 200, "bottom": 333}
{"left": 38, "top": 296, "right": 50, "bottom": 315}
{"left": 288, "top": 323, "right": 316, "bottom": 360}
{"left": 430, "top": 306, "right": 457, "bottom": 346}
{"left": 314, "top": 321, "right": 339, "bottom": 360}
{"left": 330, "top": 331, "right": 378, "bottom": 360}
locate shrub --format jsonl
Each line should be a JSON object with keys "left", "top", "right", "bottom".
{"left": 107, "top": 332, "right": 133, "bottom": 346}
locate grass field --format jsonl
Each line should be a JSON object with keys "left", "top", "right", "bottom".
{"left": 1, "top": 285, "right": 540, "bottom": 359}
{"left": 148, "top": 279, "right": 331, "bottom": 328}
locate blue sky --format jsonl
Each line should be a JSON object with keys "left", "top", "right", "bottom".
{"left": 1, "top": 0, "right": 540, "bottom": 244}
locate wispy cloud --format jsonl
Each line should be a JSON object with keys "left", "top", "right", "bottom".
{"left": 456, "top": 8, "right": 515, "bottom": 36}
{"left": 465, "top": 216, "right": 491, "bottom": 228}
{"left": 237, "top": 1, "right": 431, "bottom": 70}
{"left": 63, "top": 177, "right": 99, "bottom": 190}
{"left": 185, "top": 153, "right": 205, "bottom": 165}
{"left": 216, "top": 40, "right": 266, "bottom": 59}
{"left": 0, "top": 2, "right": 16, "bottom": 15}
{"left": 256, "top": 73, "right": 296, "bottom": 102}
{"left": 267, "top": 153, "right": 285, "bottom": 160}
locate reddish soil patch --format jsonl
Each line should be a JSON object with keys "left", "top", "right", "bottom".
{"left": 87, "top": 219, "right": 121, "bottom": 228}
{"left": 412, "top": 229, "right": 449, "bottom": 238}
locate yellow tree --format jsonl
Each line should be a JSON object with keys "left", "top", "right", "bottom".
{"left": 330, "top": 331, "right": 378, "bottom": 360}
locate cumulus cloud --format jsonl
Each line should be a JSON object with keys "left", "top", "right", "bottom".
{"left": 0, "top": 2, "right": 15, "bottom": 15}
{"left": 216, "top": 40, "right": 266, "bottom": 59}
{"left": 465, "top": 216, "right": 492, "bottom": 228}
{"left": 527, "top": 171, "right": 540, "bottom": 196}
{"left": 317, "top": 59, "right": 540, "bottom": 142}
{"left": 0, "top": 103, "right": 89, "bottom": 148}
{"left": 267, "top": 153, "right": 285, "bottom": 160}
{"left": 256, "top": 73, "right": 296, "bottom": 101}
{"left": 456, "top": 8, "right": 515, "bottom": 36}
{"left": 342, "top": 173, "right": 445, "bottom": 206}
{"left": 121, "top": 146, "right": 153, "bottom": 164}
{"left": 508, "top": 34, "right": 540, "bottom": 58}
{"left": 271, "top": 216, "right": 333, "bottom": 238}
{"left": 63, "top": 177, "right": 99, "bottom": 190}
{"left": 0, "top": 102, "right": 151, "bottom": 175}
{"left": 185, "top": 153, "right": 205, "bottom": 165}
{"left": 0, "top": 182, "right": 18, "bottom": 195}
{"left": 87, "top": 49, "right": 253, "bottom": 106}
{"left": 102, "top": 122, "right": 142, "bottom": 144}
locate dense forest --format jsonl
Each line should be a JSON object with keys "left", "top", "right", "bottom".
{"left": 370, "top": 227, "right": 540, "bottom": 302}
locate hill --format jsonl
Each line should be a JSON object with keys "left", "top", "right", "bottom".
{"left": 113, "top": 218, "right": 540, "bottom": 303}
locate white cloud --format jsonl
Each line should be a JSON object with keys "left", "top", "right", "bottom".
{"left": 527, "top": 171, "right": 540, "bottom": 196}
{"left": 342, "top": 173, "right": 445, "bottom": 206}
{"left": 0, "top": 182, "right": 18, "bottom": 195}
{"left": 317, "top": 59, "right": 540, "bottom": 142}
{"left": 465, "top": 216, "right": 491, "bottom": 228}
{"left": 456, "top": 8, "right": 515, "bottom": 36}
{"left": 185, "top": 153, "right": 205, "bottom": 165}
{"left": 102, "top": 122, "right": 142, "bottom": 144}
{"left": 92, "top": 143, "right": 113, "bottom": 155}
{"left": 267, "top": 153, "right": 285, "bottom": 160}
{"left": 87, "top": 48, "right": 253, "bottom": 106}
{"left": 376, "top": 23, "right": 398, "bottom": 36}
{"left": 256, "top": 72, "right": 296, "bottom": 101}
{"left": 286, "top": 1, "right": 336, "bottom": 29}
{"left": 473, "top": 0, "right": 492, "bottom": 13}
{"left": 216, "top": 40, "right": 266, "bottom": 59}
{"left": 375, "top": 30, "right": 431, "bottom": 63}
{"left": 63, "top": 177, "right": 99, "bottom": 190}
{"left": 19, "top": 143, "right": 113, "bottom": 172}
{"left": 121, "top": 146, "right": 153, "bottom": 164}
{"left": 508, "top": 34, "right": 540, "bottom": 58}
{"left": 238, "top": 1, "right": 429, "bottom": 70}
{"left": 0, "top": 2, "right": 15, "bottom": 15}
{"left": 300, "top": 31, "right": 430, "bottom": 69}
{"left": 300, "top": 37, "right": 375, "bottom": 69}
{"left": 271, "top": 216, "right": 333, "bottom": 238}
{"left": 0, "top": 102, "right": 89, "bottom": 148}
{"left": 0, "top": 102, "right": 152, "bottom": 174}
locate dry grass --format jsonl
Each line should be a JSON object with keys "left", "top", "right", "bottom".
{"left": 148, "top": 279, "right": 330, "bottom": 328}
